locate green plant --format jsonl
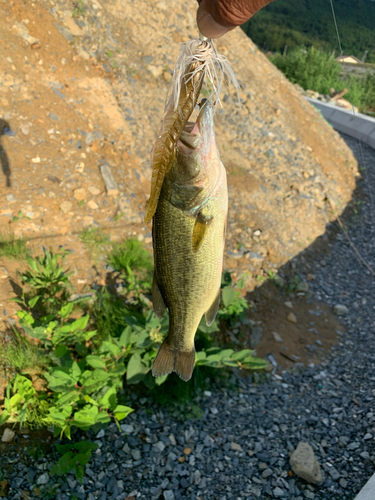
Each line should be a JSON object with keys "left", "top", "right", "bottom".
{"left": 12, "top": 210, "right": 31, "bottom": 223}
{"left": 0, "top": 231, "right": 28, "bottom": 259}
{"left": 108, "top": 238, "right": 153, "bottom": 275}
{"left": 108, "top": 239, "right": 153, "bottom": 310}
{"left": 80, "top": 228, "right": 108, "bottom": 248}
{"left": 72, "top": 0, "right": 86, "bottom": 17}
{"left": 18, "top": 249, "right": 72, "bottom": 315}
{"left": 51, "top": 441, "right": 98, "bottom": 483}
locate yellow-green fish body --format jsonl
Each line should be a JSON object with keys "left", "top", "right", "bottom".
{"left": 152, "top": 100, "right": 228, "bottom": 381}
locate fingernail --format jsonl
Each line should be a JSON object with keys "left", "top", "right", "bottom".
{"left": 197, "top": 10, "right": 231, "bottom": 39}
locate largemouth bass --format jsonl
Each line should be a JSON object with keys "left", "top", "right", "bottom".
{"left": 151, "top": 99, "right": 228, "bottom": 382}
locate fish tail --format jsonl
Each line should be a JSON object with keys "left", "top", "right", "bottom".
{"left": 152, "top": 339, "right": 195, "bottom": 382}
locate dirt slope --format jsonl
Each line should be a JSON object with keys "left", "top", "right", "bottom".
{"left": 0, "top": 0, "right": 358, "bottom": 317}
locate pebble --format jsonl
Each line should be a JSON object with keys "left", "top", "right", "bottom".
{"left": 333, "top": 304, "right": 349, "bottom": 316}
{"left": 272, "top": 332, "right": 283, "bottom": 342}
{"left": 6, "top": 194, "right": 16, "bottom": 203}
{"left": 20, "top": 125, "right": 30, "bottom": 136}
{"left": 36, "top": 473, "right": 49, "bottom": 485}
{"left": 74, "top": 188, "right": 87, "bottom": 201}
{"left": 230, "top": 442, "right": 243, "bottom": 452}
{"left": 60, "top": 201, "right": 73, "bottom": 214}
{"left": 89, "top": 186, "right": 101, "bottom": 195}
{"left": 163, "top": 491, "right": 174, "bottom": 500}
{"left": 1, "top": 428, "right": 15, "bottom": 443}
{"left": 287, "top": 312, "right": 297, "bottom": 323}
{"left": 290, "top": 442, "right": 323, "bottom": 484}
{"left": 284, "top": 301, "right": 293, "bottom": 308}
{"left": 75, "top": 162, "right": 85, "bottom": 173}
{"left": 88, "top": 200, "right": 99, "bottom": 210}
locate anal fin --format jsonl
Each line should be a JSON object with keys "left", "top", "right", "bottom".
{"left": 205, "top": 288, "right": 220, "bottom": 326}
{"left": 152, "top": 273, "right": 167, "bottom": 318}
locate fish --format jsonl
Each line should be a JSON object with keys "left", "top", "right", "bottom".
{"left": 151, "top": 99, "right": 228, "bottom": 382}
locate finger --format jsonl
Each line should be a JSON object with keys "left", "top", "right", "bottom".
{"left": 197, "top": 0, "right": 274, "bottom": 39}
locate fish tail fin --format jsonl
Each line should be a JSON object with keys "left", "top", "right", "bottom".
{"left": 152, "top": 339, "right": 195, "bottom": 382}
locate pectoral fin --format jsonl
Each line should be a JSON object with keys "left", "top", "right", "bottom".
{"left": 192, "top": 210, "right": 213, "bottom": 253}
{"left": 152, "top": 273, "right": 167, "bottom": 318}
{"left": 205, "top": 288, "right": 220, "bottom": 326}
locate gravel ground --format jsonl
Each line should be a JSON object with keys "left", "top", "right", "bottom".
{"left": 2, "top": 133, "right": 375, "bottom": 500}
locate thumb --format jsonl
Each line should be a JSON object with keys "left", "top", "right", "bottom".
{"left": 197, "top": 0, "right": 273, "bottom": 39}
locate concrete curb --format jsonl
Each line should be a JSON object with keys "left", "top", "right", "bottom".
{"left": 353, "top": 473, "right": 375, "bottom": 500}
{"left": 305, "top": 97, "right": 375, "bottom": 151}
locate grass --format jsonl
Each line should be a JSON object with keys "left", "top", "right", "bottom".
{"left": 108, "top": 238, "right": 153, "bottom": 274}
{"left": 0, "top": 232, "right": 28, "bottom": 259}
{"left": 72, "top": 0, "right": 86, "bottom": 17}
{"left": 79, "top": 228, "right": 109, "bottom": 255}
{"left": 0, "top": 331, "right": 50, "bottom": 373}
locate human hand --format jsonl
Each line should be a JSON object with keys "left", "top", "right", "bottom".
{"left": 197, "top": 0, "right": 275, "bottom": 39}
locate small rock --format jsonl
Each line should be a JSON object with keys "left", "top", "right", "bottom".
{"left": 163, "top": 71, "right": 172, "bottom": 83}
{"left": 169, "top": 434, "right": 176, "bottom": 445}
{"left": 287, "top": 312, "right": 297, "bottom": 324}
{"left": 273, "top": 487, "right": 285, "bottom": 497}
{"left": 75, "top": 162, "right": 85, "bottom": 173}
{"left": 100, "top": 161, "right": 118, "bottom": 197}
{"left": 272, "top": 332, "right": 283, "bottom": 343}
{"left": 184, "top": 447, "right": 192, "bottom": 455}
{"left": 247, "top": 251, "right": 264, "bottom": 263}
{"left": 6, "top": 194, "right": 16, "bottom": 204}
{"left": 74, "top": 188, "right": 86, "bottom": 202}
{"left": 131, "top": 449, "right": 141, "bottom": 460}
{"left": 48, "top": 112, "right": 59, "bottom": 121}
{"left": 334, "top": 304, "right": 348, "bottom": 316}
{"left": 262, "top": 468, "right": 273, "bottom": 478}
{"left": 36, "top": 473, "right": 49, "bottom": 485}
{"left": 230, "top": 442, "right": 243, "bottom": 452}
{"left": 120, "top": 424, "right": 134, "bottom": 434}
{"left": 339, "top": 478, "right": 348, "bottom": 488}
{"left": 296, "top": 281, "right": 309, "bottom": 292}
{"left": 96, "top": 429, "right": 105, "bottom": 438}
{"left": 88, "top": 200, "right": 99, "bottom": 210}
{"left": 89, "top": 186, "right": 101, "bottom": 195}
{"left": 1, "top": 428, "right": 15, "bottom": 443}
{"left": 148, "top": 65, "right": 163, "bottom": 78}
{"left": 329, "top": 467, "right": 340, "bottom": 480}
{"left": 163, "top": 491, "right": 174, "bottom": 500}
{"left": 284, "top": 301, "right": 293, "bottom": 308}
{"left": 154, "top": 441, "right": 166, "bottom": 452}
{"left": 31, "top": 157, "right": 40, "bottom": 163}
{"left": 290, "top": 442, "right": 323, "bottom": 484}
{"left": 21, "top": 125, "right": 30, "bottom": 136}
{"left": 364, "top": 433, "right": 372, "bottom": 440}
{"left": 60, "top": 201, "right": 73, "bottom": 214}
{"left": 250, "top": 326, "right": 263, "bottom": 348}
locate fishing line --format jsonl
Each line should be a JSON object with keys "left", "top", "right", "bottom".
{"left": 329, "top": 0, "right": 343, "bottom": 55}
{"left": 328, "top": 0, "right": 375, "bottom": 275}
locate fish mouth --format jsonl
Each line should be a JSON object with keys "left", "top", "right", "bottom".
{"left": 177, "top": 99, "right": 210, "bottom": 154}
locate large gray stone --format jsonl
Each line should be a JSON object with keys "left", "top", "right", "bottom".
{"left": 290, "top": 442, "right": 323, "bottom": 484}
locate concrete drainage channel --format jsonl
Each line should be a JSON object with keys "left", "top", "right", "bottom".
{"left": 307, "top": 96, "right": 375, "bottom": 500}
{"left": 306, "top": 97, "right": 375, "bottom": 151}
